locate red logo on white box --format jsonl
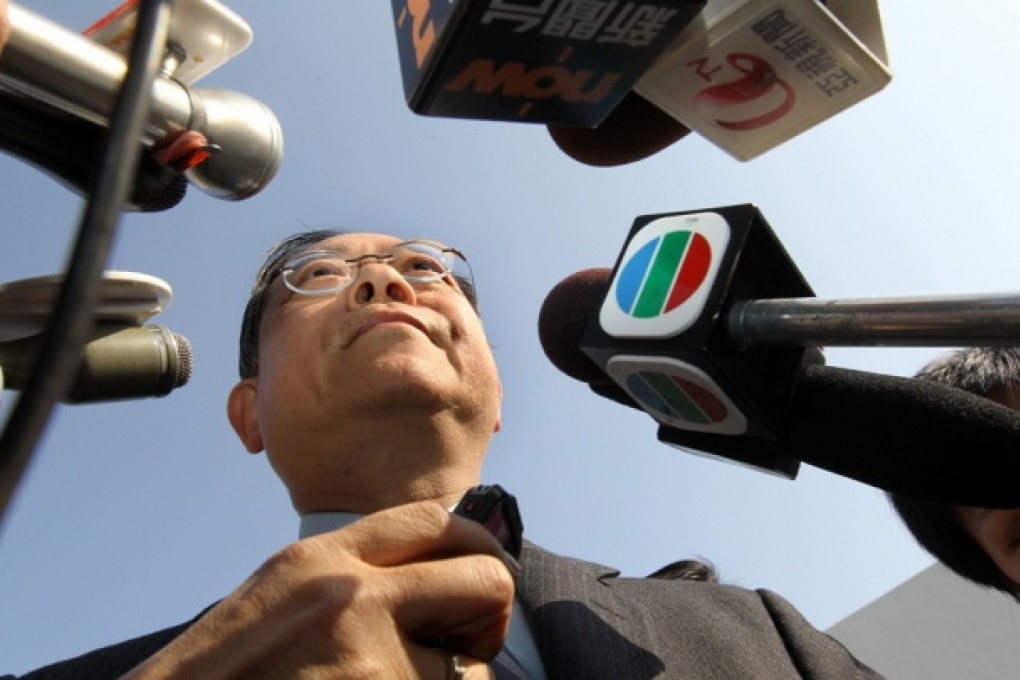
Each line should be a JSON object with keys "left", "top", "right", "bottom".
{"left": 693, "top": 53, "right": 796, "bottom": 131}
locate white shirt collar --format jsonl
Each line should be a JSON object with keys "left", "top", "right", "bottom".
{"left": 299, "top": 511, "right": 363, "bottom": 539}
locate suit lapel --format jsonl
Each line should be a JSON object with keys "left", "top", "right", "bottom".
{"left": 517, "top": 542, "right": 665, "bottom": 680}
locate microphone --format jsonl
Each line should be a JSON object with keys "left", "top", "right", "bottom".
{"left": 547, "top": 0, "right": 893, "bottom": 165}
{"left": 0, "top": 2, "right": 282, "bottom": 201}
{"left": 538, "top": 207, "right": 1020, "bottom": 507}
{"left": 0, "top": 87, "right": 187, "bottom": 212}
{"left": 0, "top": 323, "right": 193, "bottom": 404}
{"left": 545, "top": 91, "right": 693, "bottom": 167}
{"left": 388, "top": 0, "right": 705, "bottom": 128}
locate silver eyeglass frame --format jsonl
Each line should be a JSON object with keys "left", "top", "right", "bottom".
{"left": 280, "top": 240, "right": 473, "bottom": 298}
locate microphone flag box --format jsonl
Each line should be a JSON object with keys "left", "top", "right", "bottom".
{"left": 83, "top": 0, "right": 253, "bottom": 85}
{"left": 581, "top": 205, "right": 814, "bottom": 476}
{"left": 390, "top": 0, "right": 707, "bottom": 127}
{"left": 634, "top": 0, "right": 891, "bottom": 160}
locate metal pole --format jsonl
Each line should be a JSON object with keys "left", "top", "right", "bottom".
{"left": 727, "top": 293, "right": 1020, "bottom": 347}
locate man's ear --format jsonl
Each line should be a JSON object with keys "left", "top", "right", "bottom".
{"left": 493, "top": 379, "right": 503, "bottom": 434}
{"left": 227, "top": 379, "right": 264, "bottom": 453}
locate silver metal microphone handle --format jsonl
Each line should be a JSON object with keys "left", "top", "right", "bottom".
{"left": 1, "top": 2, "right": 191, "bottom": 145}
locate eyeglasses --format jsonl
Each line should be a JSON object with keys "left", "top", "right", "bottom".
{"left": 281, "top": 240, "right": 473, "bottom": 297}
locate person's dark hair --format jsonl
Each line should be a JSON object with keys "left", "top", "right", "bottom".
{"left": 888, "top": 347, "right": 1020, "bottom": 601}
{"left": 238, "top": 230, "right": 477, "bottom": 379}
{"left": 647, "top": 558, "right": 719, "bottom": 583}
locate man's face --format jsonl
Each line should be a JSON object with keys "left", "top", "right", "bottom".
{"left": 957, "top": 391, "right": 1020, "bottom": 591}
{"left": 229, "top": 233, "right": 502, "bottom": 510}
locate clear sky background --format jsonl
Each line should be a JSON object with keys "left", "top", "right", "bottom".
{"left": 2, "top": 1, "right": 1019, "bottom": 674}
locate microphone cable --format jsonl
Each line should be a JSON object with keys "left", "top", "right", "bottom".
{"left": 0, "top": 0, "right": 174, "bottom": 527}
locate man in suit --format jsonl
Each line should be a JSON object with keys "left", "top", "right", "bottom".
{"left": 8, "top": 230, "right": 880, "bottom": 679}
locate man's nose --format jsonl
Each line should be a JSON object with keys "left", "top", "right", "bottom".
{"left": 346, "top": 260, "right": 416, "bottom": 307}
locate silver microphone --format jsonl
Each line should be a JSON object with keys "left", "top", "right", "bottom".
{"left": 0, "top": 324, "right": 193, "bottom": 404}
{"left": 0, "top": 2, "right": 283, "bottom": 200}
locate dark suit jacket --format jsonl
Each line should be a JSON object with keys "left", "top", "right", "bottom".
{"left": 517, "top": 542, "right": 881, "bottom": 679}
{"left": 6, "top": 542, "right": 881, "bottom": 679}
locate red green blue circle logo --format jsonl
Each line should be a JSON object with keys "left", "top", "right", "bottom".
{"left": 605, "top": 355, "right": 748, "bottom": 435}
{"left": 615, "top": 230, "right": 712, "bottom": 318}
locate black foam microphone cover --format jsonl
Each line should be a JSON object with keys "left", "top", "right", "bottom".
{"left": 786, "top": 365, "right": 1020, "bottom": 508}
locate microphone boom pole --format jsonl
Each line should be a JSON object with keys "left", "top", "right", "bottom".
{"left": 727, "top": 292, "right": 1020, "bottom": 348}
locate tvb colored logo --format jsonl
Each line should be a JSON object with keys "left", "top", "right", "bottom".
{"left": 601, "top": 213, "right": 730, "bottom": 339}
{"left": 615, "top": 229, "right": 711, "bottom": 319}
{"left": 606, "top": 356, "right": 748, "bottom": 434}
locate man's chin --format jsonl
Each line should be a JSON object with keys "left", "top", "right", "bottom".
{"left": 343, "top": 360, "right": 453, "bottom": 408}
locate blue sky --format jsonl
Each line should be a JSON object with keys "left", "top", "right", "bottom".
{"left": 2, "top": 1, "right": 1020, "bottom": 674}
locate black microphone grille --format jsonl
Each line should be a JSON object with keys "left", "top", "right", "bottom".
{"left": 140, "top": 174, "right": 188, "bottom": 213}
{"left": 172, "top": 332, "right": 193, "bottom": 388}
{"left": 131, "top": 154, "right": 189, "bottom": 213}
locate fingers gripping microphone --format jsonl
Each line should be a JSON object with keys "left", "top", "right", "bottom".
{"left": 0, "top": 324, "right": 193, "bottom": 404}
{"left": 0, "top": 2, "right": 282, "bottom": 201}
{"left": 538, "top": 205, "right": 1020, "bottom": 507}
